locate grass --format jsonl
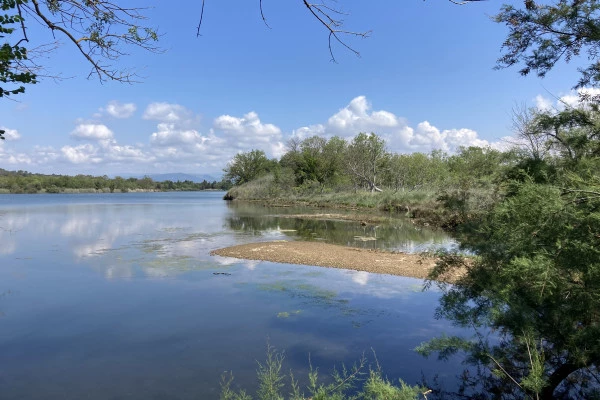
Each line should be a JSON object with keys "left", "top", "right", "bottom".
{"left": 221, "top": 345, "right": 429, "bottom": 400}
{"left": 225, "top": 173, "right": 499, "bottom": 231}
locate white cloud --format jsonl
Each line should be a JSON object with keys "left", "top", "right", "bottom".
{"left": 213, "top": 111, "right": 284, "bottom": 156}
{"left": 102, "top": 101, "right": 137, "bottom": 119}
{"left": 535, "top": 95, "right": 554, "bottom": 112}
{"left": 214, "top": 111, "right": 281, "bottom": 137}
{"left": 293, "top": 96, "right": 493, "bottom": 153}
{"left": 535, "top": 87, "right": 600, "bottom": 112}
{"left": 71, "top": 124, "right": 114, "bottom": 141}
{"left": 61, "top": 144, "right": 102, "bottom": 164}
{"left": 0, "top": 127, "right": 21, "bottom": 141}
{"left": 3, "top": 153, "right": 33, "bottom": 164}
{"left": 290, "top": 124, "right": 326, "bottom": 140}
{"left": 327, "top": 96, "right": 400, "bottom": 134}
{"left": 150, "top": 123, "right": 207, "bottom": 146}
{"left": 104, "top": 144, "right": 149, "bottom": 162}
{"left": 444, "top": 128, "right": 490, "bottom": 149}
{"left": 143, "top": 102, "right": 193, "bottom": 123}
{"left": 1, "top": 97, "right": 498, "bottom": 175}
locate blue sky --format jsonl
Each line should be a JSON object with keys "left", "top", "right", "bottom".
{"left": 0, "top": 0, "right": 589, "bottom": 177}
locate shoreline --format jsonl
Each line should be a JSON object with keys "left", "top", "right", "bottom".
{"left": 225, "top": 197, "right": 461, "bottom": 231}
{"left": 210, "top": 240, "right": 462, "bottom": 282}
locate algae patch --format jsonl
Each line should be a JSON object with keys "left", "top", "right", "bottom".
{"left": 277, "top": 310, "right": 302, "bottom": 319}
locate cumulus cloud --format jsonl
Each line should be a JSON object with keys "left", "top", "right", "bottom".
{"left": 535, "top": 87, "right": 600, "bottom": 112}
{"left": 150, "top": 123, "right": 207, "bottom": 147}
{"left": 214, "top": 111, "right": 281, "bottom": 137}
{"left": 102, "top": 100, "right": 137, "bottom": 118}
{"left": 293, "top": 96, "right": 493, "bottom": 153}
{"left": 214, "top": 111, "right": 284, "bottom": 156}
{"left": 327, "top": 96, "right": 400, "bottom": 133}
{"left": 2, "top": 96, "right": 498, "bottom": 175}
{"left": 404, "top": 122, "right": 489, "bottom": 152}
{"left": 0, "top": 127, "right": 21, "bottom": 141}
{"left": 71, "top": 124, "right": 114, "bottom": 141}
{"left": 143, "top": 102, "right": 193, "bottom": 123}
{"left": 61, "top": 144, "right": 102, "bottom": 164}
{"left": 535, "top": 95, "right": 554, "bottom": 112}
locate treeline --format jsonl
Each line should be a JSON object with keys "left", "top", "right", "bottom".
{"left": 0, "top": 169, "right": 231, "bottom": 193}
{"left": 224, "top": 132, "right": 513, "bottom": 195}
{"left": 223, "top": 132, "right": 515, "bottom": 226}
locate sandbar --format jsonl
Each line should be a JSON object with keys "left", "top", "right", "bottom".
{"left": 210, "top": 240, "right": 456, "bottom": 281}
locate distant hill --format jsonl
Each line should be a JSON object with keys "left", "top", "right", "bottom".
{"left": 117, "top": 173, "right": 219, "bottom": 183}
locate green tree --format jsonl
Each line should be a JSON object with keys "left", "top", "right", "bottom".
{"left": 0, "top": 0, "right": 160, "bottom": 101}
{"left": 282, "top": 135, "right": 347, "bottom": 190}
{"left": 495, "top": 0, "right": 600, "bottom": 90}
{"left": 384, "top": 152, "right": 448, "bottom": 192}
{"left": 345, "top": 132, "right": 388, "bottom": 193}
{"left": 0, "top": 0, "right": 37, "bottom": 102}
{"left": 224, "top": 149, "right": 274, "bottom": 186}
{"left": 425, "top": 106, "right": 600, "bottom": 399}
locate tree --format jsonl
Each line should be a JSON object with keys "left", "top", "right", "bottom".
{"left": 495, "top": 0, "right": 600, "bottom": 91}
{"left": 424, "top": 106, "right": 600, "bottom": 399}
{"left": 223, "top": 149, "right": 274, "bottom": 186}
{"left": 384, "top": 152, "right": 448, "bottom": 192}
{"left": 0, "top": 0, "right": 488, "bottom": 107}
{"left": 345, "top": 132, "right": 388, "bottom": 192}
{"left": 281, "top": 135, "right": 347, "bottom": 190}
{"left": 1, "top": 0, "right": 159, "bottom": 84}
{"left": 1, "top": 0, "right": 37, "bottom": 99}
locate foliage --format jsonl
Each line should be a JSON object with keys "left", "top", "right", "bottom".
{"left": 0, "top": 0, "right": 160, "bottom": 105}
{"left": 495, "top": 0, "right": 600, "bottom": 90}
{"left": 384, "top": 152, "right": 448, "bottom": 193}
{"left": 0, "top": 168, "right": 228, "bottom": 193}
{"left": 345, "top": 132, "right": 388, "bottom": 193}
{"left": 221, "top": 345, "right": 427, "bottom": 400}
{"left": 426, "top": 105, "right": 600, "bottom": 399}
{"left": 0, "top": 0, "right": 37, "bottom": 101}
{"left": 224, "top": 150, "right": 276, "bottom": 186}
{"left": 281, "top": 136, "right": 348, "bottom": 190}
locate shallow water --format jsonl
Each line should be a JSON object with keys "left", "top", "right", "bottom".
{"left": 0, "top": 192, "right": 464, "bottom": 399}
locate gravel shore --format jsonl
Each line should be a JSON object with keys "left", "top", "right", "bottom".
{"left": 210, "top": 240, "right": 448, "bottom": 280}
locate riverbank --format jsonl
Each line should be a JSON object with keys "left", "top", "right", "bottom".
{"left": 211, "top": 241, "right": 463, "bottom": 282}
{"left": 223, "top": 176, "right": 479, "bottom": 230}
{"left": 226, "top": 196, "right": 463, "bottom": 231}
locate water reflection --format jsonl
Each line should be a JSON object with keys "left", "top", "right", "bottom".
{"left": 225, "top": 201, "right": 456, "bottom": 252}
{"left": 0, "top": 193, "right": 467, "bottom": 399}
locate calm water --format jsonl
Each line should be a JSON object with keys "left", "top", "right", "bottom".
{"left": 0, "top": 192, "right": 464, "bottom": 399}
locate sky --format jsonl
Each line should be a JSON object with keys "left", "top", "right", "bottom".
{"left": 0, "top": 0, "right": 591, "bottom": 178}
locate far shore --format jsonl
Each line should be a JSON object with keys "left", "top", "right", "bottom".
{"left": 210, "top": 240, "right": 463, "bottom": 282}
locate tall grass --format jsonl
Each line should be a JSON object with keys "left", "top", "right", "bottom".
{"left": 221, "top": 345, "right": 428, "bottom": 400}
{"left": 224, "top": 173, "right": 499, "bottom": 229}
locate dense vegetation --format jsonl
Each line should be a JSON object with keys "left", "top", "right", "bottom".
{"left": 225, "top": 103, "right": 600, "bottom": 399}
{"left": 420, "top": 105, "right": 600, "bottom": 399}
{"left": 0, "top": 169, "right": 230, "bottom": 193}
{"left": 223, "top": 132, "right": 512, "bottom": 229}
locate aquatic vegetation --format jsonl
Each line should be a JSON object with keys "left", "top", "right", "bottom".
{"left": 276, "top": 310, "right": 302, "bottom": 319}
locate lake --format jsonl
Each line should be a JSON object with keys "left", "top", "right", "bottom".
{"left": 0, "top": 191, "right": 465, "bottom": 399}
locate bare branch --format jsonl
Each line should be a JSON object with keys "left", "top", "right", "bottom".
{"left": 22, "top": 0, "right": 161, "bottom": 83}
{"left": 302, "top": 0, "right": 370, "bottom": 62}
{"left": 196, "top": 0, "right": 206, "bottom": 37}
{"left": 259, "top": 0, "right": 271, "bottom": 29}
